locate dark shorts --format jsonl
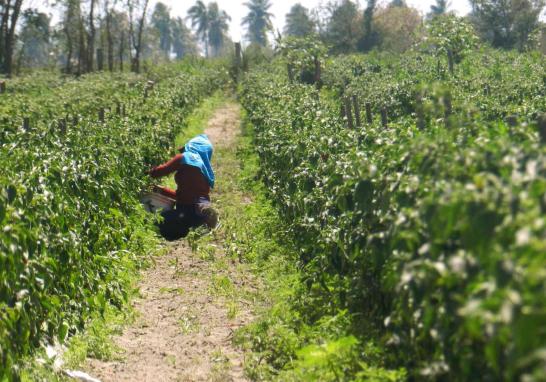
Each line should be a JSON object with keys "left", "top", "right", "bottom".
{"left": 158, "top": 197, "right": 210, "bottom": 241}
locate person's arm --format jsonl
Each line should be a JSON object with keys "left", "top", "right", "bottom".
{"left": 153, "top": 185, "right": 177, "bottom": 199}
{"left": 149, "top": 154, "right": 183, "bottom": 178}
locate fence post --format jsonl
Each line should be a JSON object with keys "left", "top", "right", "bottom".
{"left": 352, "top": 95, "right": 361, "bottom": 128}
{"left": 381, "top": 108, "right": 388, "bottom": 128}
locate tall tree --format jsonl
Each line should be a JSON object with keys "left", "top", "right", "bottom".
{"left": 207, "top": 2, "right": 230, "bottom": 57}
{"left": 104, "top": 0, "right": 115, "bottom": 71}
{"left": 284, "top": 3, "right": 315, "bottom": 37}
{"left": 469, "top": 0, "right": 545, "bottom": 50}
{"left": 112, "top": 8, "right": 130, "bottom": 70}
{"left": 0, "top": 0, "right": 24, "bottom": 76}
{"left": 151, "top": 1, "right": 172, "bottom": 58}
{"left": 187, "top": 0, "right": 209, "bottom": 57}
{"left": 324, "top": 0, "right": 363, "bottom": 53}
{"left": 361, "top": 0, "right": 378, "bottom": 51}
{"left": 16, "top": 8, "right": 50, "bottom": 70}
{"left": 429, "top": 0, "right": 450, "bottom": 18}
{"left": 389, "top": 0, "right": 407, "bottom": 7}
{"left": 59, "top": 0, "right": 84, "bottom": 74}
{"left": 242, "top": 0, "right": 273, "bottom": 46}
{"left": 127, "top": 0, "right": 149, "bottom": 73}
{"left": 171, "top": 16, "right": 197, "bottom": 58}
{"left": 374, "top": 5, "right": 421, "bottom": 52}
{"left": 87, "top": 0, "right": 96, "bottom": 71}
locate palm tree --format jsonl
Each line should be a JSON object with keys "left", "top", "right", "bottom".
{"left": 284, "top": 4, "right": 315, "bottom": 37}
{"left": 242, "top": 0, "right": 274, "bottom": 46}
{"left": 187, "top": 0, "right": 209, "bottom": 57}
{"left": 207, "top": 2, "right": 231, "bottom": 57}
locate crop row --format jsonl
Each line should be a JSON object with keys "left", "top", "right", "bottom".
{"left": 241, "top": 50, "right": 546, "bottom": 381}
{"left": 0, "top": 62, "right": 227, "bottom": 379}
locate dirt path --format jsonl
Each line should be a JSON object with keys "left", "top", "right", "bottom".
{"left": 85, "top": 103, "right": 252, "bottom": 382}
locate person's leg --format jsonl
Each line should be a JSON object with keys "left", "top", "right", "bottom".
{"left": 158, "top": 209, "right": 189, "bottom": 241}
{"left": 195, "top": 199, "right": 218, "bottom": 229}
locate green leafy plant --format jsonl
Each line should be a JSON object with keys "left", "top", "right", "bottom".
{"left": 240, "top": 45, "right": 546, "bottom": 380}
{"left": 0, "top": 60, "right": 227, "bottom": 379}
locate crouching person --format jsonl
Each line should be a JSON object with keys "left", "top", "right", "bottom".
{"left": 149, "top": 134, "right": 218, "bottom": 241}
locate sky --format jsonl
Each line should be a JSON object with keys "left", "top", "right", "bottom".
{"left": 162, "top": 0, "right": 474, "bottom": 42}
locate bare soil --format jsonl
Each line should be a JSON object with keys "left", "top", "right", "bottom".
{"left": 85, "top": 103, "right": 252, "bottom": 382}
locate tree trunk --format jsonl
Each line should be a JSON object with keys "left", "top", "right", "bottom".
{"left": 78, "top": 15, "right": 86, "bottom": 76}
{"left": 1, "top": 0, "right": 23, "bottom": 77}
{"left": 132, "top": 0, "right": 149, "bottom": 73}
{"left": 119, "top": 29, "right": 125, "bottom": 71}
{"left": 87, "top": 0, "right": 96, "bottom": 72}
{"left": 106, "top": 4, "right": 114, "bottom": 71}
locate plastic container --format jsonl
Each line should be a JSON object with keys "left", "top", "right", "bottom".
{"left": 140, "top": 192, "right": 176, "bottom": 213}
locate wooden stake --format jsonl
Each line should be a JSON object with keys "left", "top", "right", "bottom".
{"left": 314, "top": 56, "right": 322, "bottom": 89}
{"left": 58, "top": 118, "right": 67, "bottom": 135}
{"left": 287, "top": 64, "right": 294, "bottom": 83}
{"left": 235, "top": 42, "right": 242, "bottom": 82}
{"left": 538, "top": 113, "right": 546, "bottom": 144}
{"left": 381, "top": 108, "right": 388, "bottom": 128}
{"left": 344, "top": 97, "right": 354, "bottom": 129}
{"left": 416, "top": 93, "right": 425, "bottom": 130}
{"left": 352, "top": 95, "right": 361, "bottom": 127}
{"left": 365, "top": 103, "right": 373, "bottom": 124}
{"left": 444, "top": 94, "right": 452, "bottom": 128}
{"left": 505, "top": 115, "right": 518, "bottom": 127}
{"left": 235, "top": 42, "right": 242, "bottom": 64}
{"left": 447, "top": 49, "right": 454, "bottom": 75}
{"left": 340, "top": 103, "right": 346, "bottom": 120}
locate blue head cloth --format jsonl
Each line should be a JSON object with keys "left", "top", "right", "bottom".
{"left": 181, "top": 134, "right": 215, "bottom": 188}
